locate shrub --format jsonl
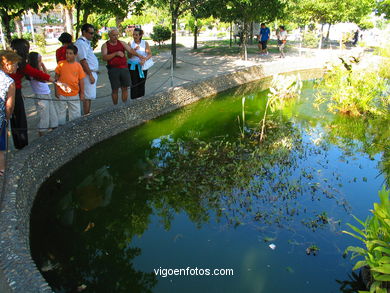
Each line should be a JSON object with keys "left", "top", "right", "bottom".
{"left": 217, "top": 32, "right": 226, "bottom": 38}
{"left": 315, "top": 57, "right": 389, "bottom": 116}
{"left": 343, "top": 187, "right": 390, "bottom": 293}
{"left": 302, "top": 30, "right": 319, "bottom": 48}
{"left": 22, "top": 32, "right": 32, "bottom": 41}
{"left": 150, "top": 25, "right": 171, "bottom": 47}
{"left": 379, "top": 58, "right": 390, "bottom": 79}
{"left": 342, "top": 32, "right": 354, "bottom": 45}
{"left": 101, "top": 32, "right": 109, "bottom": 40}
{"left": 91, "top": 33, "right": 101, "bottom": 50}
{"left": 34, "top": 34, "right": 47, "bottom": 54}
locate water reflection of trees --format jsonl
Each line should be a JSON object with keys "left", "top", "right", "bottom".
{"left": 321, "top": 114, "right": 390, "bottom": 186}
{"left": 31, "top": 167, "right": 158, "bottom": 293}
{"left": 31, "top": 77, "right": 381, "bottom": 292}
{"left": 142, "top": 112, "right": 347, "bottom": 231}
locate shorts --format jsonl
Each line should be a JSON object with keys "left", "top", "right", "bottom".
{"left": 0, "top": 120, "right": 7, "bottom": 151}
{"left": 260, "top": 40, "right": 268, "bottom": 50}
{"left": 84, "top": 72, "right": 98, "bottom": 100}
{"left": 107, "top": 67, "right": 131, "bottom": 90}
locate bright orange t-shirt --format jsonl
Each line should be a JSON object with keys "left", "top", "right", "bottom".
{"left": 55, "top": 60, "right": 86, "bottom": 96}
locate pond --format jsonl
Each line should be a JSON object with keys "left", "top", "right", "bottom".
{"left": 30, "top": 71, "right": 389, "bottom": 293}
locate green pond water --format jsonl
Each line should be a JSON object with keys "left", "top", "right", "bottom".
{"left": 30, "top": 72, "right": 389, "bottom": 293}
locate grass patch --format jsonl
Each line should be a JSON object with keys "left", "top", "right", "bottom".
{"left": 194, "top": 39, "right": 292, "bottom": 56}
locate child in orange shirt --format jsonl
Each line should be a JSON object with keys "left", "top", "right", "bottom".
{"left": 55, "top": 44, "right": 85, "bottom": 125}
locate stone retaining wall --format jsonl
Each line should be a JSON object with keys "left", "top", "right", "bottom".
{"left": 0, "top": 61, "right": 326, "bottom": 292}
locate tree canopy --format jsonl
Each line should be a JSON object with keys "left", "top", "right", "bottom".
{"left": 0, "top": 0, "right": 51, "bottom": 46}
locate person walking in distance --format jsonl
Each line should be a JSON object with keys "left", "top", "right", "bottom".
{"left": 277, "top": 26, "right": 287, "bottom": 58}
{"left": 258, "top": 23, "right": 270, "bottom": 55}
{"left": 75, "top": 23, "right": 99, "bottom": 115}
{"left": 101, "top": 28, "right": 146, "bottom": 105}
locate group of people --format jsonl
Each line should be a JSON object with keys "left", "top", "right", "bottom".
{"left": 257, "top": 23, "right": 288, "bottom": 58}
{"left": 0, "top": 23, "right": 154, "bottom": 175}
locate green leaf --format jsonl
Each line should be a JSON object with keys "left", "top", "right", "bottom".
{"left": 370, "top": 264, "right": 390, "bottom": 274}
{"left": 343, "top": 230, "right": 365, "bottom": 242}
{"left": 353, "top": 260, "right": 368, "bottom": 270}
{"left": 347, "top": 223, "right": 367, "bottom": 237}
{"left": 352, "top": 215, "right": 366, "bottom": 227}
{"left": 345, "top": 246, "right": 367, "bottom": 255}
{"left": 374, "top": 247, "right": 390, "bottom": 255}
{"left": 378, "top": 256, "right": 390, "bottom": 264}
{"left": 371, "top": 240, "right": 390, "bottom": 247}
{"left": 374, "top": 274, "right": 390, "bottom": 282}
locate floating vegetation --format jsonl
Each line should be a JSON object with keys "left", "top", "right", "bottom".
{"left": 306, "top": 245, "right": 320, "bottom": 256}
{"left": 301, "top": 212, "right": 330, "bottom": 232}
{"left": 30, "top": 77, "right": 389, "bottom": 293}
{"left": 141, "top": 110, "right": 347, "bottom": 234}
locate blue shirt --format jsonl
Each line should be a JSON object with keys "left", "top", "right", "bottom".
{"left": 260, "top": 27, "right": 270, "bottom": 41}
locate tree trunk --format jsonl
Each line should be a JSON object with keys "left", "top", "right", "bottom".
{"left": 326, "top": 23, "right": 331, "bottom": 41}
{"left": 64, "top": 6, "right": 74, "bottom": 36}
{"left": 0, "top": 11, "right": 13, "bottom": 47}
{"left": 75, "top": 0, "right": 81, "bottom": 39}
{"left": 240, "top": 20, "right": 249, "bottom": 60}
{"left": 193, "top": 19, "right": 198, "bottom": 50}
{"left": 249, "top": 22, "right": 253, "bottom": 45}
{"left": 229, "top": 22, "right": 232, "bottom": 48}
{"left": 318, "top": 23, "right": 324, "bottom": 49}
{"left": 28, "top": 10, "right": 35, "bottom": 43}
{"left": 14, "top": 16, "right": 23, "bottom": 38}
{"left": 171, "top": 13, "right": 177, "bottom": 68}
{"left": 0, "top": 17, "right": 7, "bottom": 49}
{"left": 82, "top": 11, "right": 89, "bottom": 25}
{"left": 115, "top": 15, "right": 125, "bottom": 34}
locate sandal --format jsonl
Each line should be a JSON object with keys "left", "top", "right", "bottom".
{"left": 0, "top": 170, "right": 4, "bottom": 177}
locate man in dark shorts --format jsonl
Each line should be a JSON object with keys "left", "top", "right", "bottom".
{"left": 258, "top": 23, "right": 270, "bottom": 55}
{"left": 101, "top": 28, "right": 145, "bottom": 105}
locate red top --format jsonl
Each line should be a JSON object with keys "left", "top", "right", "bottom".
{"left": 106, "top": 41, "right": 127, "bottom": 68}
{"left": 9, "top": 64, "right": 51, "bottom": 89}
{"left": 56, "top": 46, "right": 67, "bottom": 63}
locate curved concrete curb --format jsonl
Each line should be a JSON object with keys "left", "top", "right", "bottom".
{"left": 0, "top": 60, "right": 327, "bottom": 292}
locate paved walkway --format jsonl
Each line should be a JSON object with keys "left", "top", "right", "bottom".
{"left": 19, "top": 41, "right": 348, "bottom": 148}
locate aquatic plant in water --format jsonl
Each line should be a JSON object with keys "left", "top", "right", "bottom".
{"left": 315, "top": 56, "right": 389, "bottom": 116}
{"left": 343, "top": 187, "right": 390, "bottom": 293}
{"left": 260, "top": 74, "right": 302, "bottom": 141}
{"left": 141, "top": 112, "right": 346, "bottom": 233}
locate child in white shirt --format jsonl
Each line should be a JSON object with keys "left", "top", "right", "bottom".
{"left": 28, "top": 52, "right": 58, "bottom": 136}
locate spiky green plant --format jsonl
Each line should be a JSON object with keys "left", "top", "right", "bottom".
{"left": 343, "top": 187, "right": 390, "bottom": 293}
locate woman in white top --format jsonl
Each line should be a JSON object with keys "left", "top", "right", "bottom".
{"left": 277, "top": 26, "right": 287, "bottom": 58}
{"left": 128, "top": 28, "right": 153, "bottom": 99}
{"left": 27, "top": 52, "right": 58, "bottom": 136}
